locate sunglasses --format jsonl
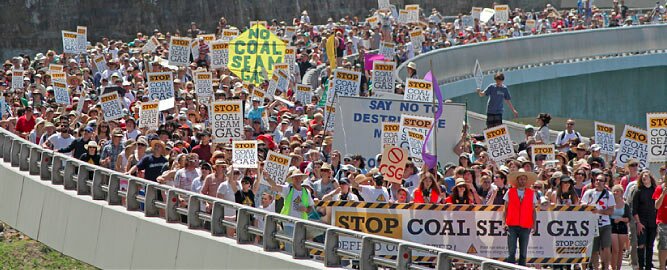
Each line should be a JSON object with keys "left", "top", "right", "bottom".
{"left": 576, "top": 173, "right": 586, "bottom": 176}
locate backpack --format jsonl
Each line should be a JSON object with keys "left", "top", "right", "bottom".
{"left": 558, "top": 131, "right": 581, "bottom": 143}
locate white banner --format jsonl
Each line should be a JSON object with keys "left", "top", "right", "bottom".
{"left": 404, "top": 78, "right": 433, "bottom": 103}
{"left": 647, "top": 113, "right": 667, "bottom": 162}
{"left": 100, "top": 92, "right": 124, "bottom": 121}
{"left": 169, "top": 37, "right": 192, "bottom": 67}
{"left": 146, "top": 72, "right": 175, "bottom": 111}
{"left": 53, "top": 81, "right": 70, "bottom": 105}
{"left": 531, "top": 144, "right": 555, "bottom": 164}
{"left": 209, "top": 41, "right": 230, "bottom": 69}
{"left": 61, "top": 31, "right": 79, "bottom": 54}
{"left": 295, "top": 84, "right": 313, "bottom": 105}
{"left": 615, "top": 125, "right": 648, "bottom": 169}
{"left": 372, "top": 61, "right": 395, "bottom": 94}
{"left": 11, "top": 69, "right": 24, "bottom": 89}
{"left": 76, "top": 26, "right": 87, "bottom": 54}
{"left": 265, "top": 151, "right": 291, "bottom": 185}
{"left": 381, "top": 122, "right": 400, "bottom": 150}
{"left": 139, "top": 101, "right": 160, "bottom": 130}
{"left": 211, "top": 100, "right": 243, "bottom": 143}
{"left": 194, "top": 72, "right": 214, "bottom": 99}
{"left": 484, "top": 124, "right": 515, "bottom": 163}
{"left": 594, "top": 121, "right": 615, "bottom": 156}
{"left": 232, "top": 140, "right": 258, "bottom": 168}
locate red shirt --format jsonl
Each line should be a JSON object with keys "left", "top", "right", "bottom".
{"left": 191, "top": 144, "right": 212, "bottom": 164}
{"left": 15, "top": 115, "right": 36, "bottom": 133}
{"left": 653, "top": 186, "right": 667, "bottom": 224}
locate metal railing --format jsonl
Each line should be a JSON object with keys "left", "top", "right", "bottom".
{"left": 0, "top": 128, "right": 527, "bottom": 270}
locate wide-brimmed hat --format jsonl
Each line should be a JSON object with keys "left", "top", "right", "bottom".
{"left": 84, "top": 141, "right": 100, "bottom": 150}
{"left": 286, "top": 169, "right": 307, "bottom": 184}
{"left": 454, "top": 178, "right": 467, "bottom": 187}
{"left": 573, "top": 143, "right": 588, "bottom": 152}
{"left": 150, "top": 140, "right": 166, "bottom": 149}
{"left": 507, "top": 169, "right": 537, "bottom": 187}
{"left": 407, "top": 62, "right": 417, "bottom": 70}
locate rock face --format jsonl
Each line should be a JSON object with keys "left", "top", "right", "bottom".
{"left": 0, "top": 0, "right": 553, "bottom": 60}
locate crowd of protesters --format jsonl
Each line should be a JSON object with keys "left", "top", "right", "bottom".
{"left": 1, "top": 2, "right": 667, "bottom": 269}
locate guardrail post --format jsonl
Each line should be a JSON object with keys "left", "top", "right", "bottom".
{"left": 236, "top": 208, "right": 253, "bottom": 244}
{"left": 3, "top": 137, "right": 13, "bottom": 162}
{"left": 144, "top": 184, "right": 160, "bottom": 217}
{"left": 10, "top": 139, "right": 21, "bottom": 167}
{"left": 293, "top": 221, "right": 308, "bottom": 259}
{"left": 187, "top": 195, "right": 203, "bottom": 229}
{"left": 107, "top": 174, "right": 122, "bottom": 205}
{"left": 40, "top": 152, "right": 52, "bottom": 180}
{"left": 324, "top": 229, "right": 341, "bottom": 267}
{"left": 262, "top": 214, "right": 279, "bottom": 251}
{"left": 210, "top": 201, "right": 226, "bottom": 237}
{"left": 0, "top": 133, "right": 6, "bottom": 158}
{"left": 165, "top": 189, "right": 180, "bottom": 223}
{"left": 126, "top": 179, "right": 141, "bottom": 211}
{"left": 29, "top": 147, "right": 40, "bottom": 175}
{"left": 19, "top": 143, "right": 30, "bottom": 171}
{"left": 63, "top": 160, "right": 77, "bottom": 190}
{"left": 52, "top": 155, "right": 64, "bottom": 184}
{"left": 77, "top": 165, "right": 92, "bottom": 195}
{"left": 360, "top": 236, "right": 377, "bottom": 270}
{"left": 397, "top": 244, "right": 411, "bottom": 269}
{"left": 435, "top": 252, "right": 452, "bottom": 270}
{"left": 91, "top": 170, "right": 106, "bottom": 200}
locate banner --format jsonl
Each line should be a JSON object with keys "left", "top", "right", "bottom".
{"left": 194, "top": 72, "right": 214, "bottom": 99}
{"left": 331, "top": 68, "right": 361, "bottom": 102}
{"left": 93, "top": 55, "right": 108, "bottom": 73}
{"left": 484, "top": 124, "right": 515, "bottom": 163}
{"left": 407, "top": 130, "right": 426, "bottom": 167}
{"left": 209, "top": 40, "right": 230, "bottom": 69}
{"left": 381, "top": 122, "right": 400, "bottom": 149}
{"left": 379, "top": 42, "right": 395, "bottom": 60}
{"left": 594, "top": 121, "right": 615, "bottom": 156}
{"left": 53, "top": 81, "right": 70, "bottom": 105}
{"left": 405, "top": 4, "right": 420, "bottom": 23}
{"left": 228, "top": 24, "right": 286, "bottom": 85}
{"left": 100, "top": 92, "right": 124, "bottom": 121}
{"left": 221, "top": 29, "right": 239, "bottom": 42}
{"left": 211, "top": 100, "right": 243, "bottom": 143}
{"left": 11, "top": 69, "right": 23, "bottom": 89}
{"left": 647, "top": 113, "right": 667, "bottom": 162}
{"left": 146, "top": 72, "right": 175, "bottom": 111}
{"left": 284, "top": 46, "right": 296, "bottom": 76}
{"left": 295, "top": 84, "right": 313, "bottom": 105}
{"left": 473, "top": 59, "right": 483, "bottom": 89}
{"left": 233, "top": 140, "right": 258, "bottom": 168}
{"left": 371, "top": 61, "right": 395, "bottom": 94}
{"left": 378, "top": 146, "right": 407, "bottom": 184}
{"left": 615, "top": 125, "right": 648, "bottom": 169}
{"left": 142, "top": 36, "right": 160, "bottom": 53}
{"left": 531, "top": 144, "right": 555, "bottom": 164}
{"left": 471, "top": 7, "right": 483, "bottom": 20}
{"left": 139, "top": 101, "right": 160, "bottom": 130}
{"left": 265, "top": 151, "right": 290, "bottom": 185}
{"left": 61, "top": 31, "right": 79, "bottom": 54}
{"left": 334, "top": 97, "right": 464, "bottom": 168}
{"left": 76, "top": 26, "right": 87, "bottom": 54}
{"left": 494, "top": 5, "right": 510, "bottom": 23}
{"left": 169, "top": 37, "right": 192, "bottom": 66}
{"left": 409, "top": 29, "right": 424, "bottom": 52}
{"left": 404, "top": 79, "right": 433, "bottom": 103}
{"left": 326, "top": 202, "right": 596, "bottom": 264}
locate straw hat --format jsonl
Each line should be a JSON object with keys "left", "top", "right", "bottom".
{"left": 286, "top": 169, "right": 307, "bottom": 184}
{"left": 454, "top": 178, "right": 467, "bottom": 187}
{"left": 507, "top": 169, "right": 537, "bottom": 187}
{"left": 407, "top": 62, "right": 417, "bottom": 70}
{"left": 83, "top": 141, "right": 100, "bottom": 150}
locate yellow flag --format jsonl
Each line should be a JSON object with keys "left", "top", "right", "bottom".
{"left": 326, "top": 35, "right": 336, "bottom": 70}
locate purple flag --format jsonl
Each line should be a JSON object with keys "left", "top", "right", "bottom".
{"left": 364, "top": 54, "right": 386, "bottom": 71}
{"left": 421, "top": 71, "right": 443, "bottom": 169}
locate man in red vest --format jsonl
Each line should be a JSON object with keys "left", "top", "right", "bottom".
{"left": 503, "top": 169, "right": 538, "bottom": 266}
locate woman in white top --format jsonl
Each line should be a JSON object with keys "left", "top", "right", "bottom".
{"left": 534, "top": 113, "right": 552, "bottom": 145}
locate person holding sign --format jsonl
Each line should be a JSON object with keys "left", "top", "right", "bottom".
{"left": 503, "top": 169, "right": 538, "bottom": 266}
{"left": 475, "top": 72, "right": 518, "bottom": 128}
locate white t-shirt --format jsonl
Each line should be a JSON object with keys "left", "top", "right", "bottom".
{"left": 257, "top": 201, "right": 276, "bottom": 229}
{"left": 217, "top": 180, "right": 242, "bottom": 216}
{"left": 280, "top": 185, "right": 315, "bottom": 219}
{"left": 581, "top": 188, "right": 615, "bottom": 227}
{"left": 555, "top": 130, "right": 580, "bottom": 151}
{"left": 332, "top": 192, "right": 359, "bottom": 201}
{"left": 47, "top": 133, "right": 75, "bottom": 153}
{"left": 359, "top": 185, "right": 390, "bottom": 203}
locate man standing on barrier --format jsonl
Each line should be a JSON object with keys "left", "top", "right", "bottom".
{"left": 503, "top": 169, "right": 538, "bottom": 266}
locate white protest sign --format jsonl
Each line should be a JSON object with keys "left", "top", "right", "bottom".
{"left": 295, "top": 84, "right": 313, "bottom": 105}
{"left": 494, "top": 5, "right": 510, "bottom": 23}
{"left": 372, "top": 61, "right": 395, "bottom": 94}
{"left": 76, "top": 95, "right": 85, "bottom": 113}
{"left": 404, "top": 79, "right": 433, "bottom": 103}
{"left": 484, "top": 124, "right": 515, "bottom": 163}
{"left": 615, "top": 125, "right": 648, "bottom": 169}
{"left": 52, "top": 81, "right": 70, "bottom": 105}
{"left": 211, "top": 100, "right": 243, "bottom": 143}
{"left": 100, "top": 92, "right": 124, "bottom": 121}
{"left": 139, "top": 101, "right": 160, "bottom": 130}
{"left": 398, "top": 10, "right": 409, "bottom": 24}
{"left": 146, "top": 72, "right": 175, "bottom": 111}
{"left": 324, "top": 105, "right": 336, "bottom": 132}
{"left": 276, "top": 69, "right": 289, "bottom": 94}
{"left": 61, "top": 31, "right": 79, "bottom": 54}
{"left": 284, "top": 47, "right": 297, "bottom": 76}
{"left": 11, "top": 69, "right": 24, "bottom": 89}
{"left": 221, "top": 29, "right": 239, "bottom": 42}
{"left": 142, "top": 36, "right": 160, "bottom": 53}
{"left": 378, "top": 146, "right": 407, "bottom": 184}
{"left": 249, "top": 21, "right": 268, "bottom": 28}
{"left": 93, "top": 55, "right": 108, "bottom": 73}
{"left": 252, "top": 88, "right": 268, "bottom": 101}
{"left": 399, "top": 114, "right": 433, "bottom": 154}
{"left": 378, "top": 0, "right": 390, "bottom": 10}
{"left": 190, "top": 39, "right": 200, "bottom": 60}
{"left": 197, "top": 34, "right": 216, "bottom": 44}
{"left": 76, "top": 26, "right": 87, "bottom": 54}
{"left": 366, "top": 16, "right": 380, "bottom": 28}
{"left": 331, "top": 69, "right": 361, "bottom": 102}
{"left": 194, "top": 72, "right": 214, "bottom": 99}
{"left": 409, "top": 29, "right": 425, "bottom": 52}
{"left": 405, "top": 4, "right": 420, "bottom": 23}
{"left": 49, "top": 64, "right": 64, "bottom": 73}
{"left": 266, "top": 73, "right": 280, "bottom": 98}
{"left": 168, "top": 36, "right": 192, "bottom": 67}
{"left": 462, "top": 15, "right": 474, "bottom": 28}
{"left": 473, "top": 59, "right": 483, "bottom": 89}
{"left": 265, "top": 151, "right": 291, "bottom": 185}
{"left": 381, "top": 122, "right": 400, "bottom": 150}
{"left": 232, "top": 140, "right": 258, "bottom": 168}
{"left": 594, "top": 121, "right": 616, "bottom": 156}
{"left": 283, "top": 26, "right": 297, "bottom": 40}
{"left": 0, "top": 97, "right": 9, "bottom": 119}
{"left": 480, "top": 8, "right": 496, "bottom": 23}
{"left": 531, "top": 144, "right": 555, "bottom": 164}
{"left": 50, "top": 71, "right": 67, "bottom": 84}
{"left": 471, "top": 7, "right": 483, "bottom": 20}
{"left": 379, "top": 42, "right": 395, "bottom": 60}
{"left": 647, "top": 113, "right": 667, "bottom": 162}
{"left": 209, "top": 40, "right": 230, "bottom": 69}
{"left": 407, "top": 130, "right": 425, "bottom": 167}
{"left": 526, "top": 19, "right": 537, "bottom": 32}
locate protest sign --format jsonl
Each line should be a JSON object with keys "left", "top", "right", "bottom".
{"left": 209, "top": 40, "right": 229, "bottom": 69}
{"left": 295, "top": 84, "right": 313, "bottom": 105}
{"left": 405, "top": 4, "right": 419, "bottom": 23}
{"left": 76, "top": 26, "right": 87, "bottom": 54}
{"left": 378, "top": 0, "right": 390, "bottom": 10}
{"left": 283, "top": 26, "right": 297, "bottom": 40}
{"left": 250, "top": 21, "right": 268, "bottom": 28}
{"left": 284, "top": 46, "right": 296, "bottom": 77}
{"left": 398, "top": 10, "right": 409, "bottom": 24}
{"left": 221, "top": 29, "right": 239, "bottom": 42}
{"left": 252, "top": 88, "right": 267, "bottom": 101}
{"left": 371, "top": 61, "right": 395, "bottom": 94}
{"left": 404, "top": 78, "right": 433, "bottom": 103}
{"left": 50, "top": 71, "right": 67, "bottom": 84}
{"left": 378, "top": 146, "right": 407, "bottom": 184}
{"left": 407, "top": 130, "right": 426, "bottom": 167}
{"left": 233, "top": 140, "right": 258, "bottom": 168}
{"left": 138, "top": 101, "right": 160, "bottom": 130}
{"left": 211, "top": 100, "right": 243, "bottom": 143}
{"left": 197, "top": 34, "right": 216, "bottom": 43}
{"left": 146, "top": 72, "right": 175, "bottom": 111}
{"left": 647, "top": 113, "right": 667, "bottom": 162}
{"left": 473, "top": 59, "right": 483, "bottom": 89}
{"left": 194, "top": 72, "right": 213, "bottom": 99}
{"left": 324, "top": 105, "right": 336, "bottom": 132}
{"left": 379, "top": 42, "right": 395, "bottom": 60}
{"left": 169, "top": 37, "right": 192, "bottom": 66}
{"left": 615, "top": 125, "right": 648, "bottom": 169}
{"left": 93, "top": 55, "right": 108, "bottom": 73}
{"left": 266, "top": 73, "right": 280, "bottom": 98}
{"left": 471, "top": 7, "right": 483, "bottom": 20}
{"left": 11, "top": 69, "right": 23, "bottom": 89}
{"left": 100, "top": 92, "right": 124, "bottom": 121}
{"left": 190, "top": 39, "right": 200, "bottom": 60}
{"left": 480, "top": 8, "right": 496, "bottom": 23}
{"left": 327, "top": 202, "right": 595, "bottom": 264}
{"left": 265, "top": 151, "right": 291, "bottom": 185}
{"left": 76, "top": 94, "right": 85, "bottom": 113}
{"left": 525, "top": 19, "right": 537, "bottom": 32}
{"left": 461, "top": 15, "right": 474, "bottom": 28}
{"left": 49, "top": 64, "right": 64, "bottom": 73}
{"left": 142, "top": 36, "right": 160, "bottom": 53}
{"left": 228, "top": 24, "right": 286, "bottom": 85}
{"left": 594, "top": 121, "right": 615, "bottom": 156}
{"left": 381, "top": 122, "right": 400, "bottom": 150}
{"left": 366, "top": 16, "right": 380, "bottom": 28}
{"left": 61, "top": 31, "right": 79, "bottom": 54}
{"left": 0, "top": 97, "right": 8, "bottom": 119}
{"left": 409, "top": 29, "right": 424, "bottom": 52}
{"left": 531, "top": 144, "right": 555, "bottom": 164}
{"left": 275, "top": 69, "right": 289, "bottom": 95}
{"left": 399, "top": 114, "right": 433, "bottom": 154}
{"left": 52, "top": 81, "right": 70, "bottom": 105}
{"left": 494, "top": 5, "right": 510, "bottom": 23}
{"left": 484, "top": 124, "right": 515, "bottom": 163}
{"left": 331, "top": 68, "right": 361, "bottom": 101}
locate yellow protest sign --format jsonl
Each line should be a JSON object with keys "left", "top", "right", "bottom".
{"left": 228, "top": 24, "right": 286, "bottom": 85}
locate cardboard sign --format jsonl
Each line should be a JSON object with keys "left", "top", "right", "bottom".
{"left": 647, "top": 113, "right": 667, "bottom": 162}
{"left": 531, "top": 144, "right": 555, "bottom": 164}
{"left": 594, "top": 121, "right": 615, "bottom": 156}
{"left": 379, "top": 42, "right": 395, "bottom": 60}
{"left": 228, "top": 24, "right": 286, "bottom": 85}
{"left": 146, "top": 72, "right": 175, "bottom": 111}
{"left": 211, "top": 100, "right": 243, "bottom": 143}
{"left": 194, "top": 72, "right": 214, "bottom": 99}
{"left": 494, "top": 5, "right": 510, "bottom": 23}
{"left": 53, "top": 81, "right": 70, "bottom": 105}
{"left": 139, "top": 101, "right": 160, "bottom": 130}
{"left": 484, "top": 124, "right": 515, "bottom": 163}
{"left": 209, "top": 40, "right": 229, "bottom": 69}
{"left": 265, "top": 151, "right": 291, "bottom": 185}
{"left": 372, "top": 61, "right": 395, "bottom": 94}
{"left": 295, "top": 84, "right": 313, "bottom": 105}
{"left": 409, "top": 29, "right": 425, "bottom": 52}
{"left": 331, "top": 68, "right": 361, "bottom": 102}
{"left": 324, "top": 105, "right": 336, "bottom": 132}
{"left": 232, "top": 140, "right": 258, "bottom": 168}
{"left": 197, "top": 34, "right": 216, "bottom": 43}
{"left": 379, "top": 146, "right": 407, "bottom": 184}
{"left": 11, "top": 69, "right": 24, "bottom": 89}
{"left": 100, "top": 92, "right": 124, "bottom": 121}
{"left": 93, "top": 55, "right": 108, "bottom": 73}
{"left": 399, "top": 114, "right": 433, "bottom": 153}
{"left": 615, "top": 125, "right": 648, "bottom": 169}
{"left": 405, "top": 4, "right": 420, "bottom": 23}
{"left": 381, "top": 122, "right": 400, "bottom": 150}
{"left": 473, "top": 59, "right": 483, "bottom": 89}
{"left": 407, "top": 130, "right": 425, "bottom": 167}
{"left": 61, "top": 31, "right": 79, "bottom": 54}
{"left": 480, "top": 8, "right": 496, "bottom": 23}
{"left": 404, "top": 78, "right": 433, "bottom": 103}
{"left": 284, "top": 46, "right": 296, "bottom": 76}
{"left": 221, "top": 29, "right": 239, "bottom": 42}
{"left": 142, "top": 36, "right": 160, "bottom": 53}
{"left": 168, "top": 36, "right": 192, "bottom": 67}
{"left": 76, "top": 26, "right": 87, "bottom": 54}
{"left": 471, "top": 7, "right": 483, "bottom": 20}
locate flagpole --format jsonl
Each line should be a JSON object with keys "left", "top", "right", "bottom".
{"left": 430, "top": 59, "right": 438, "bottom": 169}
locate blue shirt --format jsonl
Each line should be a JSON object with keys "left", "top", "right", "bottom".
{"left": 443, "top": 176, "right": 456, "bottom": 194}
{"left": 483, "top": 84, "right": 511, "bottom": 114}
{"left": 246, "top": 106, "right": 265, "bottom": 121}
